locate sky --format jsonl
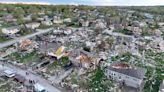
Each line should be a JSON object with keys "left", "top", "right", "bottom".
{"left": 0, "top": 0, "right": 164, "bottom": 6}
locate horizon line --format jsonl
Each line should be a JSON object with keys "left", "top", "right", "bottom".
{"left": 0, "top": 1, "right": 164, "bottom": 6}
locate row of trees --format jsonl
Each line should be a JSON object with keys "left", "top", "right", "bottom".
{"left": 129, "top": 6, "right": 164, "bottom": 15}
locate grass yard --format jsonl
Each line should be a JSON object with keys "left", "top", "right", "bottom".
{"left": 113, "top": 29, "right": 133, "bottom": 35}
{"left": 0, "top": 83, "right": 12, "bottom": 92}
{"left": 142, "top": 50, "right": 164, "bottom": 92}
{"left": 88, "top": 67, "right": 114, "bottom": 92}
{"left": 48, "top": 56, "right": 69, "bottom": 70}
{"left": 0, "top": 36, "right": 11, "bottom": 43}
{"left": 10, "top": 50, "right": 40, "bottom": 64}
{"left": 111, "top": 52, "right": 132, "bottom": 62}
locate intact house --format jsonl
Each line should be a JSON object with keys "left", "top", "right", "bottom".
{"left": 1, "top": 26, "right": 20, "bottom": 35}
{"left": 23, "top": 15, "right": 32, "bottom": 21}
{"left": 4, "top": 14, "right": 17, "bottom": 22}
{"left": 105, "top": 62, "right": 146, "bottom": 88}
{"left": 41, "top": 19, "right": 53, "bottom": 26}
{"left": 25, "top": 22, "right": 40, "bottom": 29}
{"left": 63, "top": 18, "right": 72, "bottom": 23}
{"left": 79, "top": 19, "right": 90, "bottom": 27}
{"left": 53, "top": 16, "right": 63, "bottom": 24}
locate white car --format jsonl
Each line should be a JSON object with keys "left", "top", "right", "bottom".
{"left": 3, "top": 69, "right": 15, "bottom": 78}
{"left": 34, "top": 83, "right": 48, "bottom": 92}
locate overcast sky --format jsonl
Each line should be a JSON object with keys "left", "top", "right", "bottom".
{"left": 0, "top": 0, "right": 164, "bottom": 6}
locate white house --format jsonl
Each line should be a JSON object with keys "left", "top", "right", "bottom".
{"left": 25, "top": 22, "right": 40, "bottom": 29}
{"left": 79, "top": 19, "right": 89, "bottom": 27}
{"left": 23, "top": 15, "right": 32, "bottom": 21}
{"left": 41, "top": 20, "right": 53, "bottom": 26}
{"left": 37, "top": 18, "right": 44, "bottom": 21}
{"left": 53, "top": 29, "right": 64, "bottom": 34}
{"left": 83, "top": 21, "right": 89, "bottom": 27}
{"left": 105, "top": 62, "right": 146, "bottom": 88}
{"left": 53, "top": 16, "right": 63, "bottom": 24}
{"left": 1, "top": 27, "right": 20, "bottom": 35}
{"left": 63, "top": 28, "right": 72, "bottom": 35}
{"left": 63, "top": 18, "right": 72, "bottom": 23}
{"left": 158, "top": 22, "right": 164, "bottom": 26}
{"left": 95, "top": 21, "right": 106, "bottom": 29}
{"left": 139, "top": 22, "right": 147, "bottom": 28}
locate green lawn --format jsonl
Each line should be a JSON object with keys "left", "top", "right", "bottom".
{"left": 48, "top": 56, "right": 69, "bottom": 70}
{"left": 0, "top": 11, "right": 7, "bottom": 16}
{"left": 10, "top": 50, "right": 40, "bottom": 64}
{"left": 0, "top": 82, "right": 12, "bottom": 92}
{"left": 88, "top": 67, "right": 113, "bottom": 92}
{"left": 0, "top": 36, "right": 11, "bottom": 43}
{"left": 111, "top": 52, "right": 132, "bottom": 62}
{"left": 143, "top": 67, "right": 163, "bottom": 92}
{"left": 21, "top": 51, "right": 40, "bottom": 64}
{"left": 67, "top": 67, "right": 114, "bottom": 91}
{"left": 0, "top": 80, "right": 22, "bottom": 92}
{"left": 68, "top": 24, "right": 80, "bottom": 28}
{"left": 113, "top": 29, "right": 133, "bottom": 35}
{"left": 142, "top": 50, "right": 164, "bottom": 92}
{"left": 17, "top": 29, "right": 33, "bottom": 36}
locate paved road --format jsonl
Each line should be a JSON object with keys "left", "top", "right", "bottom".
{"left": 104, "top": 29, "right": 155, "bottom": 41}
{"left": 0, "top": 48, "right": 17, "bottom": 58}
{"left": 0, "top": 28, "right": 54, "bottom": 49}
{"left": 0, "top": 62, "right": 61, "bottom": 92}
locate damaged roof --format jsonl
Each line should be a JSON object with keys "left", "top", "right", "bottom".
{"left": 107, "top": 62, "right": 146, "bottom": 79}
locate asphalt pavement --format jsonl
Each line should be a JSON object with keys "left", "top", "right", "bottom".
{"left": 0, "top": 62, "right": 61, "bottom": 92}
{"left": 0, "top": 28, "right": 53, "bottom": 49}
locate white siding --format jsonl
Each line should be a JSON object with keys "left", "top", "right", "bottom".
{"left": 105, "top": 69, "right": 142, "bottom": 88}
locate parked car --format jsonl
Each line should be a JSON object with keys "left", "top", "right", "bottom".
{"left": 3, "top": 69, "right": 15, "bottom": 78}
{"left": 34, "top": 83, "right": 48, "bottom": 92}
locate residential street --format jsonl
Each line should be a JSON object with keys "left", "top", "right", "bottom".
{"left": 0, "top": 3, "right": 163, "bottom": 92}
{"left": 0, "top": 28, "right": 54, "bottom": 49}
{"left": 0, "top": 61, "right": 61, "bottom": 92}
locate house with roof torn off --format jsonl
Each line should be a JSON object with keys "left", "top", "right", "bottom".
{"left": 105, "top": 62, "right": 146, "bottom": 88}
